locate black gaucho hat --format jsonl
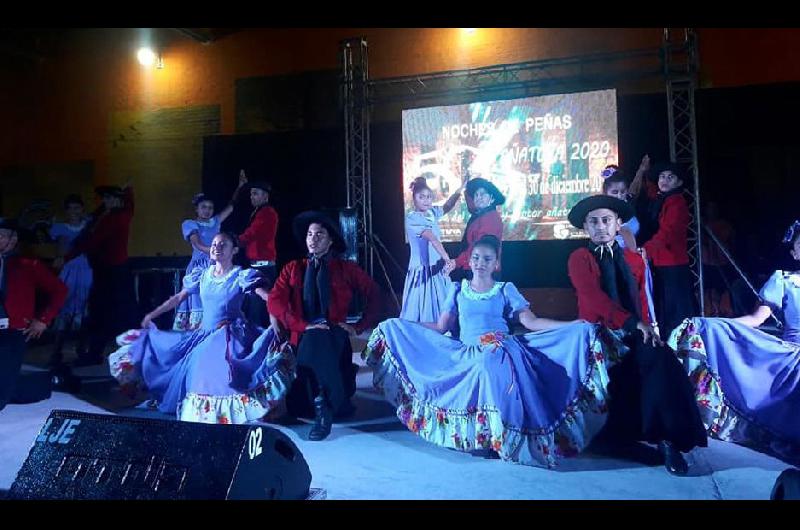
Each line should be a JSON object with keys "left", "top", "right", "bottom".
{"left": 247, "top": 181, "right": 272, "bottom": 194}
{"left": 465, "top": 177, "right": 506, "bottom": 206}
{"left": 568, "top": 195, "right": 634, "bottom": 229}
{"left": 292, "top": 210, "right": 347, "bottom": 254}
{"left": 94, "top": 185, "right": 126, "bottom": 198}
{"left": 652, "top": 162, "right": 685, "bottom": 179}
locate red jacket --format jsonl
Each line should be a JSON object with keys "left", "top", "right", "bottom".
{"left": 68, "top": 187, "right": 134, "bottom": 268}
{"left": 567, "top": 246, "right": 650, "bottom": 330}
{"left": 2, "top": 256, "right": 67, "bottom": 330}
{"left": 455, "top": 209, "right": 504, "bottom": 269}
{"left": 239, "top": 206, "right": 278, "bottom": 262}
{"left": 643, "top": 184, "right": 690, "bottom": 267}
{"left": 268, "top": 257, "right": 382, "bottom": 345}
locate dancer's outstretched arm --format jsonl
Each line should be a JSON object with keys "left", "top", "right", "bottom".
{"left": 419, "top": 229, "right": 455, "bottom": 273}
{"left": 141, "top": 290, "right": 189, "bottom": 328}
{"left": 217, "top": 170, "right": 249, "bottom": 223}
{"left": 518, "top": 309, "right": 576, "bottom": 332}
{"left": 420, "top": 311, "right": 455, "bottom": 334}
{"left": 732, "top": 305, "right": 772, "bottom": 328}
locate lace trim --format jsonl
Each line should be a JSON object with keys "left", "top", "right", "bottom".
{"left": 193, "top": 216, "right": 218, "bottom": 228}
{"left": 207, "top": 265, "right": 241, "bottom": 283}
{"left": 460, "top": 279, "right": 504, "bottom": 301}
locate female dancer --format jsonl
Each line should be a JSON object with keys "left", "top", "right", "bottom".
{"left": 601, "top": 165, "right": 639, "bottom": 250}
{"left": 109, "top": 232, "right": 294, "bottom": 424}
{"left": 49, "top": 194, "right": 93, "bottom": 367}
{"left": 173, "top": 173, "right": 246, "bottom": 330}
{"left": 364, "top": 235, "right": 627, "bottom": 468}
{"left": 669, "top": 220, "right": 800, "bottom": 464}
{"left": 400, "top": 177, "right": 462, "bottom": 322}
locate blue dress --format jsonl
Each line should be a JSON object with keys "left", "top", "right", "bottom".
{"left": 174, "top": 216, "right": 221, "bottom": 330}
{"left": 669, "top": 269, "right": 800, "bottom": 463}
{"left": 364, "top": 280, "right": 628, "bottom": 468}
{"left": 400, "top": 206, "right": 452, "bottom": 322}
{"left": 615, "top": 215, "right": 640, "bottom": 249}
{"left": 49, "top": 221, "right": 93, "bottom": 330}
{"left": 109, "top": 265, "right": 295, "bottom": 424}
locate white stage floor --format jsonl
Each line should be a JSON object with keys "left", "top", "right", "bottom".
{"left": 0, "top": 369, "right": 789, "bottom": 500}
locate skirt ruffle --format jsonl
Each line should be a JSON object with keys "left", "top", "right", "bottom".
{"left": 110, "top": 323, "right": 295, "bottom": 425}
{"left": 669, "top": 317, "right": 800, "bottom": 464}
{"left": 363, "top": 320, "right": 628, "bottom": 468}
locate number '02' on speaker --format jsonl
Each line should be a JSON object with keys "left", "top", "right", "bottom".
{"left": 8, "top": 410, "right": 311, "bottom": 500}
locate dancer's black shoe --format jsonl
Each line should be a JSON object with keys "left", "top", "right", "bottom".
{"left": 308, "top": 395, "right": 333, "bottom": 441}
{"left": 659, "top": 441, "right": 689, "bottom": 476}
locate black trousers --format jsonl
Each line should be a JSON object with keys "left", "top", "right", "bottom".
{"left": 286, "top": 327, "right": 358, "bottom": 418}
{"left": 86, "top": 263, "right": 138, "bottom": 360}
{"left": 602, "top": 333, "right": 708, "bottom": 453}
{"left": 652, "top": 264, "right": 696, "bottom": 340}
{"left": 0, "top": 331, "right": 26, "bottom": 411}
{"left": 242, "top": 264, "right": 276, "bottom": 328}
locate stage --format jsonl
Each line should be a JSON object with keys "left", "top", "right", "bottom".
{"left": 0, "top": 340, "right": 789, "bottom": 500}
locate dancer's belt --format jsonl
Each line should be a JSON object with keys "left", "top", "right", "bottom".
{"left": 250, "top": 260, "right": 275, "bottom": 268}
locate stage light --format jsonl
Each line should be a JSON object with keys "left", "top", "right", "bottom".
{"left": 137, "top": 47, "right": 157, "bottom": 67}
{"left": 463, "top": 28, "right": 477, "bottom": 34}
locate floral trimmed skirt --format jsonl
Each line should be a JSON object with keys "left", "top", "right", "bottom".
{"left": 363, "top": 319, "right": 628, "bottom": 468}
{"left": 172, "top": 257, "right": 210, "bottom": 331}
{"left": 110, "top": 320, "right": 295, "bottom": 425}
{"left": 669, "top": 317, "right": 800, "bottom": 464}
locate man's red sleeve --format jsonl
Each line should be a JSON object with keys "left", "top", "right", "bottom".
{"left": 32, "top": 260, "right": 68, "bottom": 325}
{"left": 267, "top": 262, "right": 308, "bottom": 333}
{"left": 68, "top": 216, "right": 116, "bottom": 260}
{"left": 240, "top": 207, "right": 278, "bottom": 246}
{"left": 643, "top": 195, "right": 690, "bottom": 264}
{"left": 568, "top": 249, "right": 634, "bottom": 330}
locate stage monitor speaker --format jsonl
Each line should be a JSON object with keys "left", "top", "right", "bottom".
{"left": 771, "top": 468, "right": 800, "bottom": 500}
{"left": 8, "top": 409, "right": 311, "bottom": 500}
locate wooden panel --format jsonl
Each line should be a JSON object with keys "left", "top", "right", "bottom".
{"left": 108, "top": 105, "right": 220, "bottom": 257}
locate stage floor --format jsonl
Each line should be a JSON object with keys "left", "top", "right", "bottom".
{"left": 0, "top": 347, "right": 790, "bottom": 500}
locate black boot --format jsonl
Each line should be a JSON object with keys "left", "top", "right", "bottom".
{"left": 308, "top": 395, "right": 333, "bottom": 441}
{"left": 659, "top": 441, "right": 689, "bottom": 476}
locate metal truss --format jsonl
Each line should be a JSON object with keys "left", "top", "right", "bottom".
{"left": 367, "top": 47, "right": 663, "bottom": 106}
{"left": 663, "top": 28, "right": 704, "bottom": 313}
{"left": 342, "top": 30, "right": 705, "bottom": 311}
{"left": 341, "top": 37, "right": 373, "bottom": 275}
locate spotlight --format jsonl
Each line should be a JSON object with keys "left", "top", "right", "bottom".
{"left": 137, "top": 47, "right": 157, "bottom": 67}
{"left": 463, "top": 28, "right": 477, "bottom": 34}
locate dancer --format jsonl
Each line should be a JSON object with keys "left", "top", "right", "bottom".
{"left": 452, "top": 178, "right": 505, "bottom": 281}
{"left": 401, "top": 177, "right": 463, "bottom": 322}
{"left": 631, "top": 161, "right": 695, "bottom": 338}
{"left": 364, "top": 234, "right": 632, "bottom": 468}
{"left": 601, "top": 165, "right": 639, "bottom": 250}
{"left": 669, "top": 219, "right": 800, "bottom": 464}
{"left": 567, "top": 195, "right": 707, "bottom": 475}
{"left": 66, "top": 184, "right": 138, "bottom": 366}
{"left": 0, "top": 218, "right": 67, "bottom": 411}
{"left": 174, "top": 175, "right": 246, "bottom": 330}
{"left": 48, "top": 194, "right": 93, "bottom": 367}
{"left": 268, "top": 211, "right": 382, "bottom": 440}
{"left": 109, "top": 232, "right": 293, "bottom": 424}
{"left": 238, "top": 176, "right": 278, "bottom": 328}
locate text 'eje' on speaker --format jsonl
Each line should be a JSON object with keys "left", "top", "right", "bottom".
{"left": 9, "top": 409, "right": 312, "bottom": 500}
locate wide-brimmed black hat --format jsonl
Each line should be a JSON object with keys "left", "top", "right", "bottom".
{"left": 465, "top": 178, "right": 506, "bottom": 206}
{"left": 247, "top": 181, "right": 272, "bottom": 194}
{"left": 568, "top": 195, "right": 634, "bottom": 228}
{"left": 652, "top": 162, "right": 685, "bottom": 182}
{"left": 94, "top": 185, "right": 126, "bottom": 198}
{"left": 292, "top": 210, "right": 346, "bottom": 253}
